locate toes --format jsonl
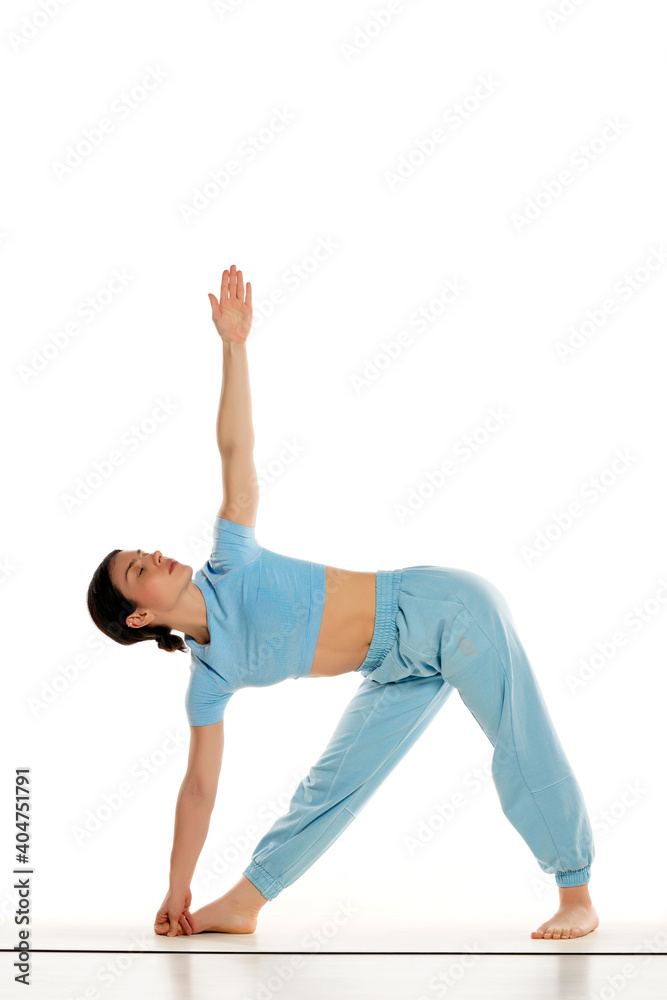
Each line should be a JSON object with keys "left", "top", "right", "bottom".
{"left": 533, "top": 920, "right": 579, "bottom": 941}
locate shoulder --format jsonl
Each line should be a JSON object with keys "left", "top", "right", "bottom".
{"left": 209, "top": 516, "right": 262, "bottom": 575}
{"left": 185, "top": 656, "right": 233, "bottom": 726}
{"left": 216, "top": 508, "right": 256, "bottom": 529}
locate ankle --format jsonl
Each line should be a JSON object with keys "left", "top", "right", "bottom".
{"left": 227, "top": 876, "right": 269, "bottom": 916}
{"left": 558, "top": 883, "right": 591, "bottom": 904}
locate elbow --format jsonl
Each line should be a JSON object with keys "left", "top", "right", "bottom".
{"left": 181, "top": 779, "right": 217, "bottom": 801}
{"left": 219, "top": 439, "right": 255, "bottom": 459}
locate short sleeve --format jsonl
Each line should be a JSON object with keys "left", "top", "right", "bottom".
{"left": 209, "top": 516, "right": 261, "bottom": 575}
{"left": 185, "top": 657, "right": 233, "bottom": 726}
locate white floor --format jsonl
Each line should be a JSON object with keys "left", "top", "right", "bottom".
{"left": 14, "top": 949, "right": 667, "bottom": 1000}
{"left": 5, "top": 920, "right": 667, "bottom": 999}
{"left": 4, "top": 877, "right": 665, "bottom": 998}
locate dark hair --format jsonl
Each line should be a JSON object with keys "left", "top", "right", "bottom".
{"left": 86, "top": 549, "right": 187, "bottom": 653}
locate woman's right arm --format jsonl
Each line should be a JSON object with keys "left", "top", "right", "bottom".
{"left": 169, "top": 722, "right": 224, "bottom": 887}
{"left": 155, "top": 788, "right": 214, "bottom": 936}
{"left": 168, "top": 783, "right": 216, "bottom": 889}
{"left": 154, "top": 789, "right": 209, "bottom": 937}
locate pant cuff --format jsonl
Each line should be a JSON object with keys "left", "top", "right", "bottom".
{"left": 243, "top": 860, "right": 285, "bottom": 902}
{"left": 555, "top": 865, "right": 591, "bottom": 887}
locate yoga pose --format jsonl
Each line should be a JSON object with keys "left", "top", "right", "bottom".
{"left": 87, "top": 264, "right": 599, "bottom": 941}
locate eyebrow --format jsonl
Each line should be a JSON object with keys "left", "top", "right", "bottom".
{"left": 125, "top": 550, "right": 142, "bottom": 583}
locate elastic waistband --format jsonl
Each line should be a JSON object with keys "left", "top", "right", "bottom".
{"left": 356, "top": 569, "right": 403, "bottom": 675}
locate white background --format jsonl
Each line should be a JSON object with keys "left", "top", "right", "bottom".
{"left": 2, "top": 0, "right": 665, "bottom": 933}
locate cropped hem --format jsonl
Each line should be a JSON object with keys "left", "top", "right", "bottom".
{"left": 243, "top": 860, "right": 284, "bottom": 902}
{"left": 215, "top": 516, "right": 257, "bottom": 536}
{"left": 555, "top": 865, "right": 591, "bottom": 887}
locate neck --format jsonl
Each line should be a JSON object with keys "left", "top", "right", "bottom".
{"left": 161, "top": 581, "right": 209, "bottom": 644}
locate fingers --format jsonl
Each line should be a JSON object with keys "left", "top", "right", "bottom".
{"left": 218, "top": 265, "right": 249, "bottom": 304}
{"left": 154, "top": 905, "right": 193, "bottom": 938}
{"left": 220, "top": 266, "right": 233, "bottom": 302}
{"left": 155, "top": 913, "right": 193, "bottom": 937}
{"left": 225, "top": 265, "right": 238, "bottom": 300}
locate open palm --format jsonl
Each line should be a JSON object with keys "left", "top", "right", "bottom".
{"left": 208, "top": 264, "right": 253, "bottom": 344}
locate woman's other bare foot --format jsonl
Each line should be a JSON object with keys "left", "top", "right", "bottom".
{"left": 174, "top": 876, "right": 268, "bottom": 935}
{"left": 531, "top": 883, "right": 599, "bottom": 939}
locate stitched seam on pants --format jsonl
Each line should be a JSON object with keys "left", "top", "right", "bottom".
{"left": 278, "top": 681, "right": 393, "bottom": 866}
{"left": 451, "top": 602, "right": 566, "bottom": 873}
{"left": 248, "top": 860, "right": 286, "bottom": 896}
{"left": 531, "top": 773, "right": 574, "bottom": 794}
{"left": 280, "top": 683, "right": 442, "bottom": 885}
{"left": 399, "top": 639, "right": 439, "bottom": 658}
{"left": 398, "top": 600, "right": 467, "bottom": 660}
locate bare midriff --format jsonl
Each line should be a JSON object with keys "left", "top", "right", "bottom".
{"left": 309, "top": 565, "right": 378, "bottom": 677}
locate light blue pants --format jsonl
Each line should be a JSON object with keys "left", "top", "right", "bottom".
{"left": 243, "top": 566, "right": 595, "bottom": 901}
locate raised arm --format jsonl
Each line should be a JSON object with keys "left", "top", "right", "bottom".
{"left": 218, "top": 342, "right": 254, "bottom": 454}
{"left": 208, "top": 264, "right": 259, "bottom": 527}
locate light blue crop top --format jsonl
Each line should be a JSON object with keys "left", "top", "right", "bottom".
{"left": 184, "top": 517, "right": 327, "bottom": 726}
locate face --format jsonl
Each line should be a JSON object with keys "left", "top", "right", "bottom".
{"left": 110, "top": 548, "right": 191, "bottom": 630}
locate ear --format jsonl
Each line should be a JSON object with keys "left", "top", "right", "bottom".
{"left": 126, "top": 610, "right": 155, "bottom": 629}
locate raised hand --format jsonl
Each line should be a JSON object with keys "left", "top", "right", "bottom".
{"left": 208, "top": 264, "right": 253, "bottom": 345}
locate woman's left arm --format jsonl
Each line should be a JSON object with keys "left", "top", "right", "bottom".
{"left": 217, "top": 341, "right": 254, "bottom": 454}
{"left": 208, "top": 264, "right": 254, "bottom": 453}
{"left": 216, "top": 344, "right": 259, "bottom": 527}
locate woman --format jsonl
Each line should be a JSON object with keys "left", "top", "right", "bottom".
{"left": 87, "top": 265, "right": 598, "bottom": 941}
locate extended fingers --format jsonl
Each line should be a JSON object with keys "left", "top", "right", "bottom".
{"left": 219, "top": 265, "right": 248, "bottom": 303}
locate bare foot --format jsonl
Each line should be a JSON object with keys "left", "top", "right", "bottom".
{"left": 531, "top": 902, "right": 599, "bottom": 939}
{"left": 174, "top": 894, "right": 259, "bottom": 935}
{"left": 531, "top": 884, "right": 599, "bottom": 939}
